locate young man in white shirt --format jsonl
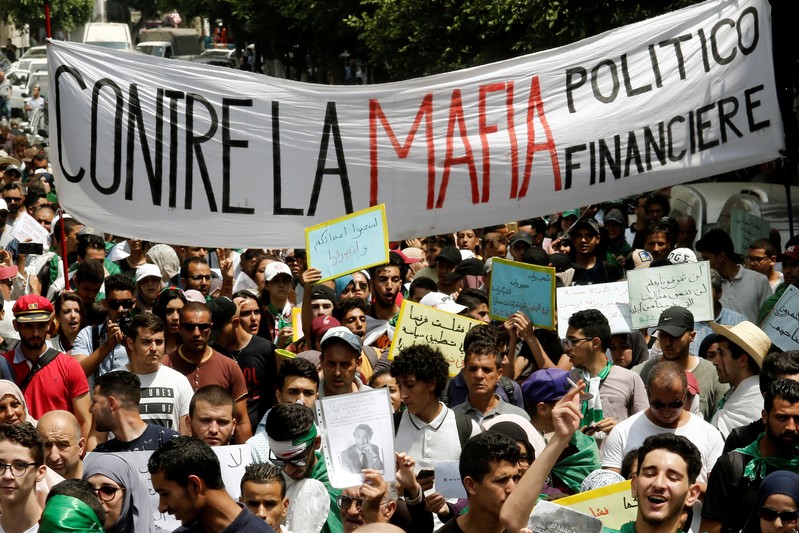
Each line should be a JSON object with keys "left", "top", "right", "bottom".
{"left": 0, "top": 424, "right": 46, "bottom": 533}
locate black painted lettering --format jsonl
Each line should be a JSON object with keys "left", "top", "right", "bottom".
{"left": 624, "top": 131, "right": 644, "bottom": 177}
{"left": 589, "top": 141, "right": 596, "bottom": 186}
{"left": 184, "top": 93, "right": 218, "bottom": 211}
{"left": 125, "top": 83, "right": 160, "bottom": 204}
{"left": 54, "top": 66, "right": 87, "bottom": 183}
{"left": 590, "top": 60, "right": 620, "bottom": 104}
{"left": 738, "top": 7, "right": 759, "bottom": 55}
{"left": 697, "top": 29, "right": 711, "bottom": 73}
{"left": 643, "top": 122, "right": 667, "bottom": 170}
{"left": 271, "top": 101, "right": 303, "bottom": 216}
{"left": 164, "top": 90, "right": 184, "bottom": 208}
{"left": 598, "top": 135, "right": 621, "bottom": 182}
{"left": 745, "top": 84, "right": 769, "bottom": 131}
{"left": 621, "top": 53, "right": 652, "bottom": 97}
{"left": 308, "top": 102, "right": 353, "bottom": 216}
{"left": 696, "top": 103, "right": 719, "bottom": 151}
{"left": 667, "top": 115, "right": 687, "bottom": 162}
{"left": 647, "top": 44, "right": 664, "bottom": 88}
{"left": 90, "top": 79, "right": 124, "bottom": 195}
{"left": 565, "top": 67, "right": 587, "bottom": 113}
{"left": 564, "top": 144, "right": 586, "bottom": 189}
{"left": 221, "top": 98, "right": 255, "bottom": 214}
{"left": 717, "top": 96, "right": 743, "bottom": 143}
{"left": 710, "top": 19, "right": 736, "bottom": 65}
{"left": 659, "top": 34, "right": 692, "bottom": 80}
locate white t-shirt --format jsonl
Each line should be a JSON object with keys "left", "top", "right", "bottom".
{"left": 285, "top": 477, "right": 329, "bottom": 533}
{"left": 601, "top": 410, "right": 724, "bottom": 483}
{"left": 0, "top": 523, "right": 38, "bottom": 533}
{"left": 132, "top": 365, "right": 193, "bottom": 430}
{"left": 710, "top": 375, "right": 764, "bottom": 439}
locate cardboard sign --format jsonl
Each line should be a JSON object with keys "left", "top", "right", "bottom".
{"left": 626, "top": 261, "right": 713, "bottom": 328}
{"left": 557, "top": 282, "right": 632, "bottom": 336}
{"left": 731, "top": 208, "right": 770, "bottom": 254}
{"left": 389, "top": 299, "right": 483, "bottom": 377}
{"left": 762, "top": 285, "right": 799, "bottom": 351}
{"left": 10, "top": 211, "right": 51, "bottom": 246}
{"left": 488, "top": 258, "right": 555, "bottom": 328}
{"left": 292, "top": 307, "right": 304, "bottom": 342}
{"left": 555, "top": 480, "right": 636, "bottom": 530}
{"left": 306, "top": 204, "right": 389, "bottom": 282}
{"left": 529, "top": 500, "right": 603, "bottom": 533}
{"left": 85, "top": 444, "right": 251, "bottom": 532}
{"left": 316, "top": 388, "right": 396, "bottom": 489}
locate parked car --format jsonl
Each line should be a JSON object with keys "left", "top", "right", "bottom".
{"left": 19, "top": 46, "right": 47, "bottom": 61}
{"left": 10, "top": 71, "right": 48, "bottom": 119}
{"left": 81, "top": 22, "right": 133, "bottom": 50}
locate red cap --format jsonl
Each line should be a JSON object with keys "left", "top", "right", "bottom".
{"left": 310, "top": 315, "right": 341, "bottom": 343}
{"left": 13, "top": 295, "right": 54, "bottom": 323}
{"left": 784, "top": 245, "right": 799, "bottom": 261}
{"left": 686, "top": 371, "right": 701, "bottom": 396}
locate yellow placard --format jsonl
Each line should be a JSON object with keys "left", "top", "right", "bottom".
{"left": 305, "top": 204, "right": 390, "bottom": 283}
{"left": 388, "top": 299, "right": 483, "bottom": 377}
{"left": 555, "top": 480, "right": 636, "bottom": 530}
{"left": 291, "top": 307, "right": 304, "bottom": 342}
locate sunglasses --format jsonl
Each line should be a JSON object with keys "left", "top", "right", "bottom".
{"left": 269, "top": 448, "right": 311, "bottom": 468}
{"left": 337, "top": 495, "right": 364, "bottom": 511}
{"left": 759, "top": 507, "right": 799, "bottom": 523}
{"left": 94, "top": 485, "right": 124, "bottom": 502}
{"left": 107, "top": 299, "right": 135, "bottom": 310}
{"left": 181, "top": 323, "right": 211, "bottom": 332}
{"left": 650, "top": 399, "right": 685, "bottom": 410}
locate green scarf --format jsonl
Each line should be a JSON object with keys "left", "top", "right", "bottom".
{"left": 579, "top": 360, "right": 612, "bottom": 428}
{"left": 550, "top": 431, "right": 602, "bottom": 493}
{"left": 39, "top": 494, "right": 105, "bottom": 532}
{"left": 616, "top": 522, "right": 683, "bottom": 533}
{"left": 311, "top": 452, "right": 344, "bottom": 533}
{"left": 735, "top": 432, "right": 799, "bottom": 480}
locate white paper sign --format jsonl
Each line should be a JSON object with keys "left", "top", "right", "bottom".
{"left": 762, "top": 285, "right": 799, "bottom": 351}
{"left": 10, "top": 212, "right": 51, "bottom": 246}
{"left": 434, "top": 460, "right": 467, "bottom": 499}
{"left": 557, "top": 282, "right": 631, "bottom": 336}
{"left": 86, "top": 444, "right": 251, "bottom": 532}
{"left": 528, "top": 500, "right": 603, "bottom": 533}
{"left": 47, "top": 0, "right": 783, "bottom": 247}
{"left": 626, "top": 261, "right": 713, "bottom": 328}
{"left": 316, "top": 388, "right": 396, "bottom": 489}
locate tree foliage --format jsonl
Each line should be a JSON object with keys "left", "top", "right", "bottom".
{"left": 1, "top": 0, "right": 93, "bottom": 37}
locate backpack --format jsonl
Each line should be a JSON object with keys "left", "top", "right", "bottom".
{"left": 393, "top": 409, "right": 473, "bottom": 448}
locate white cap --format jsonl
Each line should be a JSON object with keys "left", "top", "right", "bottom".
{"left": 419, "top": 292, "right": 467, "bottom": 314}
{"left": 667, "top": 248, "right": 698, "bottom": 264}
{"left": 321, "top": 326, "right": 362, "bottom": 353}
{"left": 0, "top": 199, "right": 7, "bottom": 213}
{"left": 264, "top": 261, "right": 292, "bottom": 282}
{"left": 136, "top": 263, "right": 163, "bottom": 284}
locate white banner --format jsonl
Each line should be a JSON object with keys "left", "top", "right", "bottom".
{"left": 48, "top": 0, "right": 783, "bottom": 248}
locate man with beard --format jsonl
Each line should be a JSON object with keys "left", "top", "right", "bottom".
{"left": 701, "top": 379, "right": 799, "bottom": 533}
{"left": 366, "top": 254, "right": 404, "bottom": 350}
{"left": 2, "top": 295, "right": 91, "bottom": 437}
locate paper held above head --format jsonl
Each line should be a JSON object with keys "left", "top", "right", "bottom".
{"left": 48, "top": 0, "right": 783, "bottom": 247}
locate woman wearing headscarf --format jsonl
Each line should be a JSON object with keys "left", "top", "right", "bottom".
{"left": 608, "top": 332, "right": 648, "bottom": 369}
{"left": 743, "top": 470, "right": 799, "bottom": 533}
{"left": 82, "top": 452, "right": 156, "bottom": 533}
{"left": 145, "top": 243, "right": 180, "bottom": 282}
{"left": 0, "top": 379, "right": 36, "bottom": 425}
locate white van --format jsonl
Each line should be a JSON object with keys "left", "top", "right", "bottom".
{"left": 81, "top": 23, "right": 132, "bottom": 50}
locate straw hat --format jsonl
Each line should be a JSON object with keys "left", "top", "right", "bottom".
{"left": 709, "top": 321, "right": 772, "bottom": 368}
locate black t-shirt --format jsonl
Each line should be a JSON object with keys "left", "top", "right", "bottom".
{"left": 572, "top": 258, "right": 621, "bottom": 285}
{"left": 177, "top": 505, "right": 274, "bottom": 533}
{"left": 435, "top": 516, "right": 466, "bottom": 533}
{"left": 702, "top": 450, "right": 773, "bottom": 533}
{"left": 213, "top": 335, "right": 277, "bottom": 428}
{"left": 94, "top": 424, "right": 178, "bottom": 452}
{"left": 724, "top": 419, "right": 764, "bottom": 454}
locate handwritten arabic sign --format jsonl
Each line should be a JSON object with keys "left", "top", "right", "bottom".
{"left": 389, "top": 299, "right": 482, "bottom": 376}
{"left": 731, "top": 208, "right": 771, "bottom": 255}
{"left": 10, "top": 212, "right": 51, "bottom": 246}
{"left": 626, "top": 261, "right": 713, "bottom": 329}
{"left": 557, "top": 282, "right": 631, "bottom": 337}
{"left": 554, "top": 480, "right": 636, "bottom": 530}
{"left": 85, "top": 444, "right": 251, "bottom": 532}
{"left": 529, "top": 500, "right": 602, "bottom": 533}
{"left": 763, "top": 285, "right": 799, "bottom": 351}
{"left": 488, "top": 258, "right": 555, "bottom": 328}
{"left": 305, "top": 204, "right": 389, "bottom": 283}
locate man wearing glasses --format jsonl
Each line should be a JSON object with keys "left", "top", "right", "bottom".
{"left": 265, "top": 403, "right": 342, "bottom": 533}
{"left": 0, "top": 424, "right": 46, "bottom": 533}
{"left": 162, "top": 301, "right": 252, "bottom": 443}
{"left": 564, "top": 309, "right": 647, "bottom": 448}
{"left": 601, "top": 361, "right": 723, "bottom": 498}
{"left": 746, "top": 238, "right": 784, "bottom": 293}
{"left": 180, "top": 257, "right": 214, "bottom": 298}
{"left": 73, "top": 274, "right": 136, "bottom": 381}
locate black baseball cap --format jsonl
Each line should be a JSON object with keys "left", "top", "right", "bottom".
{"left": 653, "top": 306, "right": 695, "bottom": 336}
{"left": 435, "top": 246, "right": 461, "bottom": 266}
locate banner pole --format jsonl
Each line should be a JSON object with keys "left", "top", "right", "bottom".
{"left": 57, "top": 209, "right": 69, "bottom": 291}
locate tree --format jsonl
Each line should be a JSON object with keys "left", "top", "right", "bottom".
{"left": 1, "top": 0, "right": 93, "bottom": 40}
